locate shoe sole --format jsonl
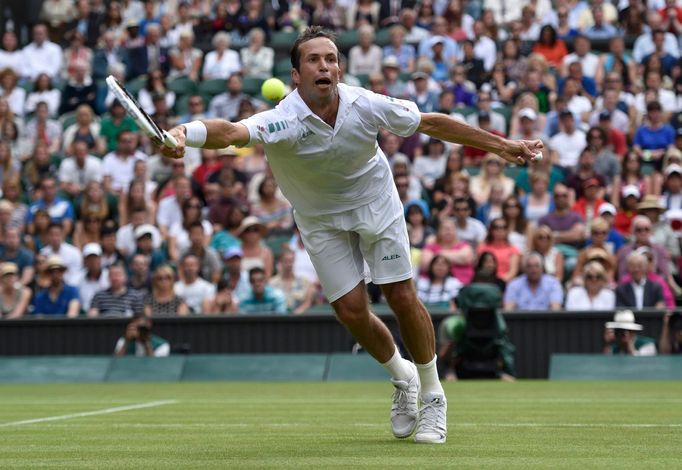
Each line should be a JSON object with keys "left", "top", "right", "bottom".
{"left": 414, "top": 435, "right": 446, "bottom": 444}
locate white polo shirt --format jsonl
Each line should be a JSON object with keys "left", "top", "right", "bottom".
{"left": 239, "top": 84, "right": 421, "bottom": 216}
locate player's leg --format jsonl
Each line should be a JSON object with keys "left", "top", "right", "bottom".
{"left": 380, "top": 280, "right": 447, "bottom": 444}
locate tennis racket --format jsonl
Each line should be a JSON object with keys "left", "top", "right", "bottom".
{"left": 105, "top": 75, "right": 178, "bottom": 149}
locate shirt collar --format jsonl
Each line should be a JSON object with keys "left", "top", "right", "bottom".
{"left": 287, "top": 83, "right": 360, "bottom": 124}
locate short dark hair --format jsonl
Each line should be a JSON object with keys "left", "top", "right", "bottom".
{"left": 188, "top": 221, "right": 204, "bottom": 232}
{"left": 47, "top": 221, "right": 63, "bottom": 232}
{"left": 249, "top": 266, "right": 265, "bottom": 282}
{"left": 290, "top": 26, "right": 338, "bottom": 71}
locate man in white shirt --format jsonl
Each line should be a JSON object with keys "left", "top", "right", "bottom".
{"left": 20, "top": 23, "right": 63, "bottom": 81}
{"left": 156, "top": 175, "right": 192, "bottom": 238}
{"left": 162, "top": 26, "right": 542, "bottom": 445}
{"left": 452, "top": 198, "right": 486, "bottom": 248}
{"left": 59, "top": 140, "right": 103, "bottom": 198}
{"left": 40, "top": 222, "right": 83, "bottom": 286}
{"left": 472, "top": 21, "right": 497, "bottom": 72}
{"left": 116, "top": 208, "right": 163, "bottom": 257}
{"left": 632, "top": 11, "right": 680, "bottom": 63}
{"left": 550, "top": 110, "right": 587, "bottom": 169}
{"left": 77, "top": 243, "right": 110, "bottom": 311}
{"left": 0, "top": 31, "right": 23, "bottom": 75}
{"left": 174, "top": 254, "right": 216, "bottom": 314}
{"left": 561, "top": 35, "right": 599, "bottom": 79}
{"left": 208, "top": 74, "right": 248, "bottom": 121}
{"left": 102, "top": 130, "right": 147, "bottom": 193}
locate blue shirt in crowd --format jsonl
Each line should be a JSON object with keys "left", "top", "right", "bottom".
{"left": 503, "top": 275, "right": 564, "bottom": 310}
{"left": 239, "top": 286, "right": 287, "bottom": 315}
{"left": 27, "top": 198, "right": 75, "bottom": 224}
{"left": 31, "top": 285, "right": 80, "bottom": 315}
{"left": 633, "top": 124, "right": 675, "bottom": 151}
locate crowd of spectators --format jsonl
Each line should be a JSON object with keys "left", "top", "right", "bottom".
{"left": 0, "top": 0, "right": 681, "bottom": 331}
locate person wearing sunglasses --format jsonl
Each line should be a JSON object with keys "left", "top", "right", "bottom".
{"left": 565, "top": 261, "right": 615, "bottom": 310}
{"left": 616, "top": 215, "right": 671, "bottom": 283}
{"left": 615, "top": 251, "right": 666, "bottom": 310}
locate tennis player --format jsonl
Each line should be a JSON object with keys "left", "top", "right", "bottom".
{"left": 162, "top": 27, "right": 542, "bottom": 444}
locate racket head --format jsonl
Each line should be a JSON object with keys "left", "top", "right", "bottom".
{"left": 105, "top": 75, "right": 177, "bottom": 149}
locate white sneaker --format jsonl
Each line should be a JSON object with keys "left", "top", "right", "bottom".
{"left": 390, "top": 362, "right": 420, "bottom": 438}
{"left": 414, "top": 392, "right": 447, "bottom": 444}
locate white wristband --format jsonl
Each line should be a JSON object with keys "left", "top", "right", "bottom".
{"left": 183, "top": 120, "right": 207, "bottom": 147}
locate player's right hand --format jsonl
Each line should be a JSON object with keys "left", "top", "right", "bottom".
{"left": 161, "top": 126, "right": 186, "bottom": 159}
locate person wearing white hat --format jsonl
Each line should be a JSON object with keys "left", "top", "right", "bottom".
{"left": 77, "top": 243, "right": 110, "bottom": 312}
{"left": 602, "top": 310, "right": 657, "bottom": 356}
{"left": 661, "top": 163, "right": 682, "bottom": 212}
{"left": 615, "top": 251, "right": 666, "bottom": 310}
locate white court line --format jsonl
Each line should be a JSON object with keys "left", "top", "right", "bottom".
{"left": 0, "top": 400, "right": 177, "bottom": 427}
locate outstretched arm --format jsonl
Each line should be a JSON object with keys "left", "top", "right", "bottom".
{"left": 160, "top": 119, "right": 250, "bottom": 159}
{"left": 417, "top": 113, "right": 543, "bottom": 165}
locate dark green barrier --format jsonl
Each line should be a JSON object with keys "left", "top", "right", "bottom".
{"left": 0, "top": 356, "right": 110, "bottom": 383}
{"left": 550, "top": 354, "right": 682, "bottom": 380}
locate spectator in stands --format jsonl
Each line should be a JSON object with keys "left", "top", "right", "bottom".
{"left": 237, "top": 216, "right": 274, "bottom": 280}
{"left": 250, "top": 176, "right": 293, "bottom": 234}
{"left": 583, "top": 212, "right": 622, "bottom": 256}
{"left": 99, "top": 101, "right": 138, "bottom": 153}
{"left": 114, "top": 315, "right": 170, "bottom": 357}
{"left": 270, "top": 248, "right": 317, "bottom": 314}
{"left": 659, "top": 312, "right": 682, "bottom": 355}
{"left": 137, "top": 70, "right": 176, "bottom": 116}
{"left": 0, "top": 68, "right": 25, "bottom": 118}
{"left": 208, "top": 73, "right": 247, "bottom": 121}
{"left": 58, "top": 141, "right": 103, "bottom": 202}
{"left": 0, "top": 31, "right": 22, "bottom": 75}
{"left": 0, "top": 262, "right": 31, "bottom": 319}
{"left": 565, "top": 148, "right": 606, "bottom": 201}
{"left": 77, "top": 243, "right": 109, "bottom": 312}
{"left": 181, "top": 222, "right": 222, "bottom": 284}
{"left": 565, "top": 261, "right": 615, "bottom": 310}
{"left": 603, "top": 310, "right": 658, "bottom": 356}
{"left": 532, "top": 24, "right": 568, "bottom": 68}
{"left": 613, "top": 185, "right": 641, "bottom": 237}
{"left": 380, "top": 55, "right": 409, "bottom": 98}
{"left": 62, "top": 104, "right": 106, "bottom": 156}
{"left": 156, "top": 175, "right": 192, "bottom": 238}
{"left": 520, "top": 171, "right": 554, "bottom": 226}
{"left": 0, "top": 227, "right": 34, "bottom": 286}
{"left": 312, "top": 0, "right": 345, "bottom": 32}
{"left": 503, "top": 252, "right": 563, "bottom": 311}
{"left": 27, "top": 177, "right": 75, "bottom": 236}
{"left": 1, "top": 178, "right": 26, "bottom": 232}
{"left": 617, "top": 215, "right": 671, "bottom": 281}
{"left": 637, "top": 196, "right": 680, "bottom": 264}
{"left": 421, "top": 218, "right": 475, "bottom": 285}
{"left": 549, "top": 110, "right": 587, "bottom": 171}
{"left": 202, "top": 279, "right": 239, "bottom": 315}
{"left": 530, "top": 225, "right": 564, "bottom": 281}
{"left": 345, "top": 0, "right": 381, "bottom": 30}
{"left": 59, "top": 61, "right": 96, "bottom": 115}
{"left": 21, "top": 143, "right": 57, "bottom": 197}
{"left": 633, "top": 12, "right": 680, "bottom": 64}
{"left": 477, "top": 217, "right": 522, "bottom": 283}
{"left": 409, "top": 72, "right": 439, "bottom": 113}
{"left": 130, "top": 224, "right": 166, "bottom": 272}
{"left": 128, "top": 253, "right": 151, "bottom": 294}
{"left": 634, "top": 101, "right": 676, "bottom": 187}
{"left": 415, "top": 255, "right": 462, "bottom": 312}
{"left": 202, "top": 32, "right": 240, "bottom": 81}
{"left": 538, "top": 183, "right": 586, "bottom": 248}
{"left": 571, "top": 177, "right": 607, "bottom": 230}
{"left": 21, "top": 24, "right": 62, "bottom": 81}
{"left": 452, "top": 197, "right": 486, "bottom": 249}
{"left": 221, "top": 246, "right": 250, "bottom": 300}
{"left": 102, "top": 130, "right": 147, "bottom": 194}
{"left": 239, "top": 266, "right": 287, "bottom": 315}
{"left": 23, "top": 101, "right": 62, "bottom": 156}
{"left": 40, "top": 222, "right": 82, "bottom": 285}
{"left": 616, "top": 251, "right": 666, "bottom": 310}
{"left": 404, "top": 200, "right": 432, "bottom": 250}
{"left": 240, "top": 28, "right": 274, "bottom": 79}
{"left": 168, "top": 29, "right": 203, "bottom": 81}
{"left": 31, "top": 255, "right": 80, "bottom": 317}
{"left": 168, "top": 197, "right": 212, "bottom": 261}
{"left": 348, "top": 25, "right": 382, "bottom": 76}
{"left": 145, "top": 265, "right": 188, "bottom": 317}
{"left": 174, "top": 253, "right": 216, "bottom": 314}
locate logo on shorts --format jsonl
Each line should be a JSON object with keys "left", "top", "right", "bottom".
{"left": 381, "top": 254, "right": 401, "bottom": 261}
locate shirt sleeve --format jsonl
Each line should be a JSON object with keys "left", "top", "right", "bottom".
{"left": 239, "top": 109, "right": 294, "bottom": 147}
{"left": 549, "top": 278, "right": 564, "bottom": 304}
{"left": 366, "top": 91, "right": 422, "bottom": 137}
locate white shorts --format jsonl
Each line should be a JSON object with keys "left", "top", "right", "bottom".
{"left": 294, "top": 189, "right": 413, "bottom": 303}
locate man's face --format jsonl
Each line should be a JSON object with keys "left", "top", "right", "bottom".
{"left": 553, "top": 187, "right": 570, "bottom": 210}
{"left": 226, "top": 256, "right": 242, "bottom": 272}
{"left": 85, "top": 254, "right": 101, "bottom": 272}
{"left": 175, "top": 179, "right": 192, "bottom": 201}
{"left": 48, "top": 227, "right": 63, "bottom": 247}
{"left": 454, "top": 203, "right": 470, "bottom": 222}
{"left": 250, "top": 272, "right": 266, "bottom": 295}
{"left": 561, "top": 115, "right": 576, "bottom": 133}
{"left": 280, "top": 253, "right": 294, "bottom": 272}
{"left": 117, "top": 133, "right": 136, "bottom": 155}
{"left": 42, "top": 179, "right": 57, "bottom": 202}
{"left": 292, "top": 37, "right": 340, "bottom": 103}
{"left": 227, "top": 75, "right": 242, "bottom": 95}
{"left": 628, "top": 258, "right": 646, "bottom": 281}
{"left": 33, "top": 25, "right": 47, "bottom": 45}
{"left": 5, "top": 229, "right": 19, "bottom": 250}
{"left": 525, "top": 258, "right": 543, "bottom": 282}
{"left": 131, "top": 256, "right": 149, "bottom": 276}
{"left": 182, "top": 257, "right": 200, "bottom": 280}
{"left": 2, "top": 32, "right": 17, "bottom": 51}
{"left": 615, "top": 329, "right": 635, "bottom": 348}
{"left": 49, "top": 267, "right": 65, "bottom": 285}
{"left": 394, "top": 176, "right": 409, "bottom": 198}
{"left": 667, "top": 174, "right": 682, "bottom": 193}
{"left": 633, "top": 221, "right": 652, "bottom": 244}
{"left": 189, "top": 227, "right": 204, "bottom": 246}
{"left": 574, "top": 37, "right": 589, "bottom": 56}
{"left": 137, "top": 235, "right": 153, "bottom": 251}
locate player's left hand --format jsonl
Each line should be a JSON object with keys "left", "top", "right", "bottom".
{"left": 160, "top": 126, "right": 186, "bottom": 160}
{"left": 498, "top": 139, "right": 544, "bottom": 166}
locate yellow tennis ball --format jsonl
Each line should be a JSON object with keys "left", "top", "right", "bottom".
{"left": 261, "top": 78, "right": 286, "bottom": 101}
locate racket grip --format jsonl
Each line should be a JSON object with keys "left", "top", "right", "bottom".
{"left": 162, "top": 131, "right": 178, "bottom": 149}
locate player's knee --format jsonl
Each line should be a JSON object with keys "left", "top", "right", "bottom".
{"left": 333, "top": 303, "right": 370, "bottom": 328}
{"left": 383, "top": 283, "right": 418, "bottom": 313}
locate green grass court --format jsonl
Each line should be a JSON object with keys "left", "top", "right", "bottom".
{"left": 0, "top": 381, "right": 680, "bottom": 469}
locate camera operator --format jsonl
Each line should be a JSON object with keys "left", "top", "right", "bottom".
{"left": 602, "top": 310, "right": 658, "bottom": 356}
{"left": 113, "top": 315, "right": 170, "bottom": 357}
{"left": 659, "top": 312, "right": 682, "bottom": 354}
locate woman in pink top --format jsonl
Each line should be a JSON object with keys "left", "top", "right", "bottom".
{"left": 420, "top": 218, "right": 475, "bottom": 284}
{"left": 477, "top": 217, "right": 521, "bottom": 283}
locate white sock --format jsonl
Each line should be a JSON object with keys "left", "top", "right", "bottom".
{"left": 415, "top": 355, "right": 444, "bottom": 396}
{"left": 381, "top": 346, "right": 415, "bottom": 381}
